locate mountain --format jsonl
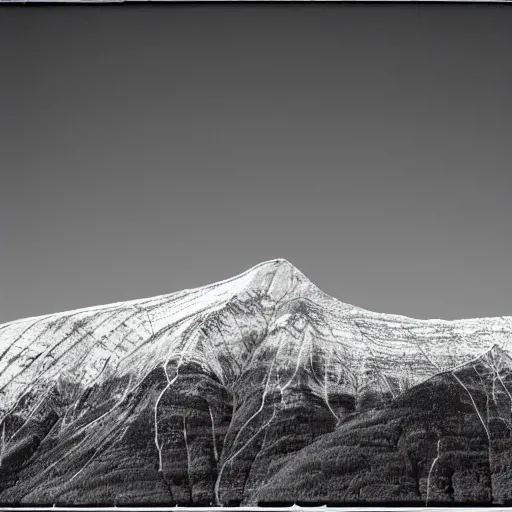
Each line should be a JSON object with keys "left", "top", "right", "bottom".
{"left": 0, "top": 258, "right": 511, "bottom": 506}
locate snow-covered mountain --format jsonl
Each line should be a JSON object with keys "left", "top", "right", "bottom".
{"left": 0, "top": 259, "right": 511, "bottom": 506}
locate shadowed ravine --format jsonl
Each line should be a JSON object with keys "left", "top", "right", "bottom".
{"left": 0, "top": 259, "right": 511, "bottom": 505}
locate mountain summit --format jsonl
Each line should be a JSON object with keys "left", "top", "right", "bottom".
{"left": 0, "top": 260, "right": 511, "bottom": 506}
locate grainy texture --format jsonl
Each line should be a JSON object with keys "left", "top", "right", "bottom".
{"left": 0, "top": 259, "right": 511, "bottom": 506}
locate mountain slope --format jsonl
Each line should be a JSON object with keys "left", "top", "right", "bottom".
{"left": 0, "top": 259, "right": 511, "bottom": 505}
{"left": 256, "top": 345, "right": 512, "bottom": 506}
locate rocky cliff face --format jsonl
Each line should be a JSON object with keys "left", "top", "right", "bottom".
{"left": 0, "top": 259, "right": 511, "bottom": 506}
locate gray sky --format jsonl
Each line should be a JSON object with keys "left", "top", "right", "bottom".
{"left": 1, "top": 5, "right": 511, "bottom": 324}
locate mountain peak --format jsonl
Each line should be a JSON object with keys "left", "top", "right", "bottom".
{"left": 243, "top": 258, "right": 314, "bottom": 302}
{"left": 248, "top": 258, "right": 305, "bottom": 278}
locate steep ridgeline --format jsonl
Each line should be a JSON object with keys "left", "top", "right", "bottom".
{"left": 0, "top": 259, "right": 511, "bottom": 506}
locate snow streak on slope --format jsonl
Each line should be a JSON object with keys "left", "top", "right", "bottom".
{"left": 0, "top": 258, "right": 511, "bottom": 418}
{"left": 0, "top": 260, "right": 309, "bottom": 414}
{"left": 0, "top": 258, "right": 512, "bottom": 506}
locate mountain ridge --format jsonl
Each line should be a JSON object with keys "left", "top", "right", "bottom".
{"left": 2, "top": 258, "right": 509, "bottom": 328}
{"left": 1, "top": 258, "right": 511, "bottom": 427}
{"left": 0, "top": 258, "right": 511, "bottom": 506}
